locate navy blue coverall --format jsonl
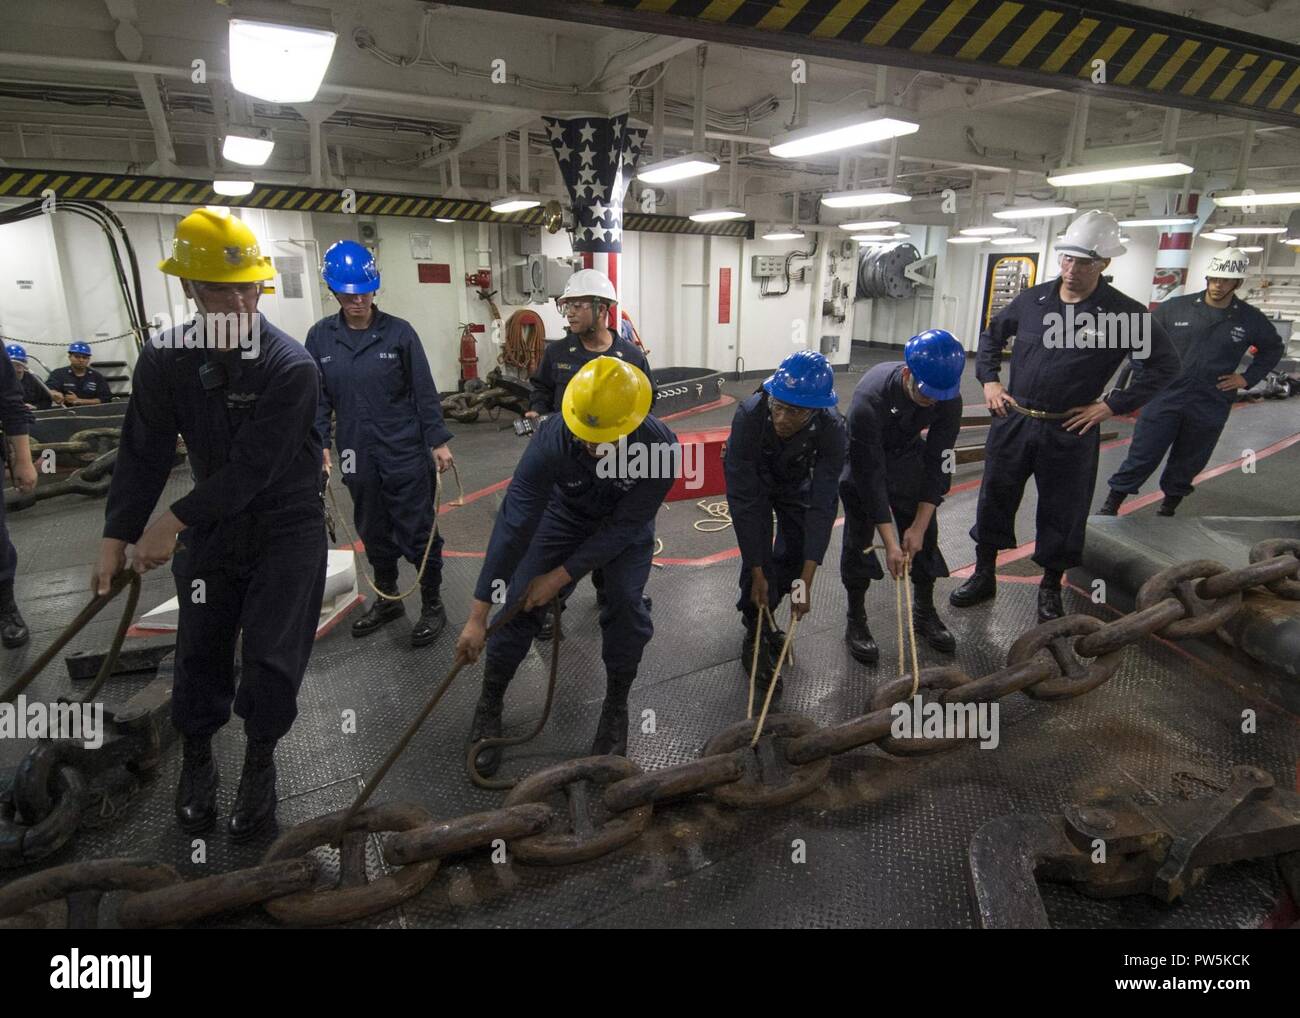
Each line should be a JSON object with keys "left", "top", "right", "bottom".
{"left": 46, "top": 366, "right": 113, "bottom": 402}
{"left": 0, "top": 348, "right": 34, "bottom": 586}
{"left": 104, "top": 320, "right": 327, "bottom": 742}
{"left": 724, "top": 391, "right": 847, "bottom": 624}
{"left": 475, "top": 413, "right": 677, "bottom": 678}
{"left": 19, "top": 372, "right": 52, "bottom": 410}
{"left": 840, "top": 363, "right": 962, "bottom": 591}
{"left": 528, "top": 333, "right": 654, "bottom": 415}
{"left": 973, "top": 278, "right": 1180, "bottom": 571}
{"left": 306, "top": 308, "right": 453, "bottom": 593}
{"left": 1108, "top": 291, "right": 1283, "bottom": 498}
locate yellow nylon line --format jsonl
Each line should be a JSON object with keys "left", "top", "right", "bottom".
{"left": 1000, "top": 10, "right": 1061, "bottom": 66}
{"left": 87, "top": 177, "right": 114, "bottom": 198}
{"left": 1241, "top": 58, "right": 1283, "bottom": 106}
{"left": 810, "top": 0, "right": 872, "bottom": 38}
{"left": 65, "top": 175, "right": 92, "bottom": 198}
{"left": 698, "top": 0, "right": 749, "bottom": 24}
{"left": 1269, "top": 65, "right": 1300, "bottom": 108}
{"left": 1113, "top": 33, "right": 1166, "bottom": 85}
{"left": 757, "top": 0, "right": 810, "bottom": 31}
{"left": 864, "top": 0, "right": 926, "bottom": 47}
{"left": 1040, "top": 17, "right": 1098, "bottom": 72}
{"left": 18, "top": 173, "right": 48, "bottom": 196}
{"left": 1085, "top": 26, "right": 1134, "bottom": 78}
{"left": 1149, "top": 39, "right": 1199, "bottom": 90}
{"left": 914, "top": 0, "right": 979, "bottom": 55}
{"left": 1210, "top": 53, "right": 1256, "bottom": 102}
{"left": 1181, "top": 46, "right": 1229, "bottom": 95}
{"left": 956, "top": 2, "right": 1023, "bottom": 61}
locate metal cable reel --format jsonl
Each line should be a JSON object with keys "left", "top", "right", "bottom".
{"left": 857, "top": 243, "right": 921, "bottom": 299}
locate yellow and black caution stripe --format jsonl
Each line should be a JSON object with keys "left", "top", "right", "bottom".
{"left": 0, "top": 170, "right": 754, "bottom": 239}
{"left": 451, "top": 0, "right": 1300, "bottom": 128}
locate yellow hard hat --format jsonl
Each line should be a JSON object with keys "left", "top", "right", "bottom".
{"left": 562, "top": 358, "right": 653, "bottom": 444}
{"left": 158, "top": 209, "right": 275, "bottom": 283}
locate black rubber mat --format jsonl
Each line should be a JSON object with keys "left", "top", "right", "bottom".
{"left": 2, "top": 363, "right": 1298, "bottom": 929}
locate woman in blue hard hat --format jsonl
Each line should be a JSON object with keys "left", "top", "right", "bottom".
{"left": 46, "top": 342, "right": 113, "bottom": 405}
{"left": 5, "top": 344, "right": 53, "bottom": 410}
{"left": 723, "top": 349, "right": 847, "bottom": 696}
{"left": 306, "top": 240, "right": 455, "bottom": 648}
{"left": 839, "top": 329, "right": 966, "bottom": 666}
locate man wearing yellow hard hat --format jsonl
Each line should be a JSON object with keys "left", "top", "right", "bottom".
{"left": 456, "top": 357, "right": 676, "bottom": 776}
{"left": 92, "top": 208, "right": 328, "bottom": 842}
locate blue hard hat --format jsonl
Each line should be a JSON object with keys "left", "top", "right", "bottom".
{"left": 321, "top": 240, "right": 380, "bottom": 294}
{"left": 904, "top": 329, "right": 965, "bottom": 401}
{"left": 5, "top": 344, "right": 26, "bottom": 363}
{"left": 68, "top": 341, "right": 92, "bottom": 356}
{"left": 762, "top": 350, "right": 838, "bottom": 409}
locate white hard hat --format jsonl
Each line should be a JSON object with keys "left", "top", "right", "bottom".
{"left": 1206, "top": 247, "right": 1249, "bottom": 280}
{"left": 560, "top": 268, "right": 617, "bottom": 303}
{"left": 1056, "top": 209, "right": 1126, "bottom": 260}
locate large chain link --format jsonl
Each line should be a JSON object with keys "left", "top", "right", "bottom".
{"left": 2, "top": 542, "right": 1296, "bottom": 928}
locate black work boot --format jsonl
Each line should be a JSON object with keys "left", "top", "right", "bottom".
{"left": 227, "top": 737, "right": 277, "bottom": 842}
{"left": 1157, "top": 494, "right": 1183, "bottom": 517}
{"left": 410, "top": 580, "right": 446, "bottom": 648}
{"left": 175, "top": 735, "right": 219, "bottom": 834}
{"left": 912, "top": 582, "right": 956, "bottom": 653}
{"left": 741, "top": 617, "right": 783, "bottom": 698}
{"left": 1037, "top": 582, "right": 1064, "bottom": 623}
{"left": 950, "top": 545, "right": 998, "bottom": 608}
{"left": 1097, "top": 489, "right": 1127, "bottom": 516}
{"left": 844, "top": 588, "right": 879, "bottom": 665}
{"left": 0, "top": 579, "right": 29, "bottom": 649}
{"left": 351, "top": 574, "right": 404, "bottom": 638}
{"left": 590, "top": 670, "right": 635, "bottom": 756}
{"left": 467, "top": 665, "right": 512, "bottom": 778}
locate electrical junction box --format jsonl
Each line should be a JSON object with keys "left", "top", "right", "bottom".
{"left": 521, "top": 255, "right": 576, "bottom": 302}
{"left": 545, "top": 257, "right": 571, "bottom": 297}
{"left": 819, "top": 334, "right": 840, "bottom": 356}
{"left": 518, "top": 226, "right": 542, "bottom": 255}
{"left": 751, "top": 255, "right": 786, "bottom": 279}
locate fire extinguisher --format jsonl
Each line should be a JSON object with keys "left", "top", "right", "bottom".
{"left": 458, "top": 322, "right": 479, "bottom": 384}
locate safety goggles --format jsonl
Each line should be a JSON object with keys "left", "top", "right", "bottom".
{"left": 556, "top": 298, "right": 595, "bottom": 314}
{"left": 1058, "top": 253, "right": 1103, "bottom": 269}
{"left": 769, "top": 397, "right": 814, "bottom": 423}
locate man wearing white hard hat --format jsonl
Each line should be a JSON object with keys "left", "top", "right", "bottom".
{"left": 950, "top": 209, "right": 1179, "bottom": 623}
{"left": 526, "top": 268, "right": 655, "bottom": 639}
{"left": 1099, "top": 246, "right": 1283, "bottom": 517}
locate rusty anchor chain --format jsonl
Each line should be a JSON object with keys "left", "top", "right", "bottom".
{"left": 0, "top": 541, "right": 1297, "bottom": 928}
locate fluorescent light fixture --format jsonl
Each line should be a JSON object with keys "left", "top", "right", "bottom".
{"left": 1217, "top": 225, "right": 1287, "bottom": 235}
{"left": 436, "top": 218, "right": 455, "bottom": 224}
{"left": 991, "top": 235, "right": 1035, "bottom": 245}
{"left": 886, "top": 232, "right": 911, "bottom": 239}
{"left": 1212, "top": 189, "right": 1300, "bottom": 207}
{"left": 637, "top": 152, "right": 719, "bottom": 184}
{"left": 821, "top": 187, "right": 911, "bottom": 209}
{"left": 1238, "top": 245, "right": 1264, "bottom": 253}
{"left": 960, "top": 225, "right": 1017, "bottom": 236}
{"left": 769, "top": 111, "right": 919, "bottom": 159}
{"left": 1047, "top": 158, "right": 1193, "bottom": 187}
{"left": 1118, "top": 235, "right": 1132, "bottom": 244}
{"left": 852, "top": 233, "right": 899, "bottom": 242}
{"left": 229, "top": 19, "right": 337, "bottom": 103}
{"left": 762, "top": 227, "right": 805, "bottom": 240}
{"left": 1200, "top": 231, "right": 1235, "bottom": 242}
{"left": 212, "top": 179, "right": 254, "bottom": 196}
{"left": 1119, "top": 217, "right": 1196, "bottom": 227}
{"left": 946, "top": 236, "right": 986, "bottom": 245}
{"left": 993, "top": 204, "right": 1077, "bottom": 220}
{"left": 490, "top": 195, "right": 542, "bottom": 214}
{"left": 222, "top": 131, "right": 275, "bottom": 167}
{"left": 689, "top": 206, "right": 746, "bottom": 223}
{"left": 838, "top": 219, "right": 900, "bottom": 231}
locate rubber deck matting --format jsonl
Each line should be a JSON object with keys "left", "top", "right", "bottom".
{"left": 2, "top": 355, "right": 1299, "bottom": 928}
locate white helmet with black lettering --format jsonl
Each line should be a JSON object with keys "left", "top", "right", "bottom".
{"left": 1206, "top": 247, "right": 1250, "bottom": 280}
{"left": 1057, "top": 210, "right": 1126, "bottom": 259}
